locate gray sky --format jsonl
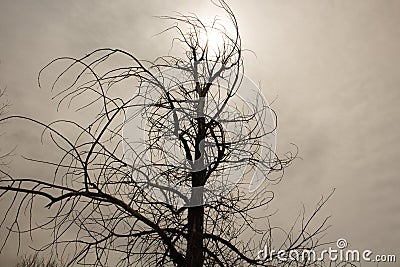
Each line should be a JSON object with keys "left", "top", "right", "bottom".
{"left": 0, "top": 0, "right": 399, "bottom": 265}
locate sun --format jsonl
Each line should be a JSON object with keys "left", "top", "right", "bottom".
{"left": 198, "top": 26, "right": 226, "bottom": 56}
{"left": 206, "top": 27, "right": 225, "bottom": 53}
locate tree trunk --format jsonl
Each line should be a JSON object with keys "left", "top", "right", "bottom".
{"left": 185, "top": 95, "right": 206, "bottom": 266}
{"left": 186, "top": 203, "right": 205, "bottom": 266}
{"left": 186, "top": 169, "right": 205, "bottom": 266}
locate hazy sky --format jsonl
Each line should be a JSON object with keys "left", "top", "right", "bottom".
{"left": 1, "top": 0, "right": 399, "bottom": 265}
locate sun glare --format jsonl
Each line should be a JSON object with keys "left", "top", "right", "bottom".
{"left": 205, "top": 27, "right": 225, "bottom": 54}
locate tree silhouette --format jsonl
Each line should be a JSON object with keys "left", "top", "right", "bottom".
{"left": 0, "top": 1, "right": 339, "bottom": 266}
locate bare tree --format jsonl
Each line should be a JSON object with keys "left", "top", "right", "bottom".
{"left": 0, "top": 1, "right": 342, "bottom": 266}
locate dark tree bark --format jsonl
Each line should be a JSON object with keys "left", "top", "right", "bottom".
{"left": 185, "top": 85, "right": 207, "bottom": 267}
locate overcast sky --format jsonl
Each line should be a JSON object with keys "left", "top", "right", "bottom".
{"left": 0, "top": 0, "right": 399, "bottom": 265}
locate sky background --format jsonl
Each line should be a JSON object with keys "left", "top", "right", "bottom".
{"left": 0, "top": 0, "right": 399, "bottom": 265}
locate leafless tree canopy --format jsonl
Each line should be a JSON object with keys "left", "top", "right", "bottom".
{"left": 0, "top": 1, "right": 345, "bottom": 266}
